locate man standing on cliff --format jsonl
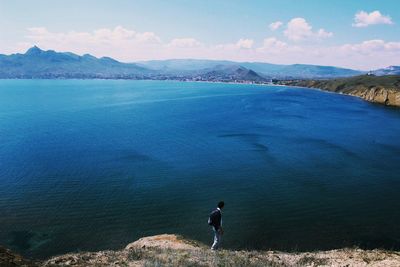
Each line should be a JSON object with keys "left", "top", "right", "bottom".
{"left": 208, "top": 201, "right": 224, "bottom": 250}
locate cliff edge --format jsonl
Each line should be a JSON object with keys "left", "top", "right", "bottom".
{"left": 2, "top": 234, "right": 400, "bottom": 266}
{"left": 276, "top": 75, "right": 400, "bottom": 107}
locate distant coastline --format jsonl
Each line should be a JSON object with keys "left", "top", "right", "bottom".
{"left": 1, "top": 46, "right": 400, "bottom": 108}
{"left": 2, "top": 75, "right": 399, "bottom": 108}
{"left": 0, "top": 46, "right": 364, "bottom": 81}
{"left": 276, "top": 75, "right": 400, "bottom": 107}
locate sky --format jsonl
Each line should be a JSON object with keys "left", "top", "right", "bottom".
{"left": 0, "top": 0, "right": 399, "bottom": 70}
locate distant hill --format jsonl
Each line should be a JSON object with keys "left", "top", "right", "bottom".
{"left": 0, "top": 46, "right": 152, "bottom": 79}
{"left": 197, "top": 65, "right": 266, "bottom": 82}
{"left": 277, "top": 75, "right": 400, "bottom": 107}
{"left": 136, "top": 59, "right": 236, "bottom": 74}
{"left": 371, "top": 66, "right": 400, "bottom": 76}
{"left": 0, "top": 46, "right": 365, "bottom": 80}
{"left": 0, "top": 48, "right": 265, "bottom": 81}
{"left": 265, "top": 64, "right": 363, "bottom": 79}
{"left": 138, "top": 59, "right": 364, "bottom": 79}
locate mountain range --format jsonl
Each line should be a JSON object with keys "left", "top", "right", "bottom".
{"left": 0, "top": 46, "right": 398, "bottom": 80}
{"left": 370, "top": 66, "right": 400, "bottom": 76}
{"left": 137, "top": 59, "right": 364, "bottom": 79}
{"left": 0, "top": 46, "right": 151, "bottom": 79}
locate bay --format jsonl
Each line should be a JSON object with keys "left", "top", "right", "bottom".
{"left": 0, "top": 79, "right": 399, "bottom": 258}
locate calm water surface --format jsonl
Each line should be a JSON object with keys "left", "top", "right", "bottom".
{"left": 0, "top": 80, "right": 400, "bottom": 258}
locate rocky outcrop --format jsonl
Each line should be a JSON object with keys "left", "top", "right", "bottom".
{"left": 347, "top": 87, "right": 400, "bottom": 107}
{"left": 2, "top": 234, "right": 400, "bottom": 266}
{"left": 277, "top": 75, "right": 400, "bottom": 107}
{"left": 0, "top": 246, "right": 38, "bottom": 267}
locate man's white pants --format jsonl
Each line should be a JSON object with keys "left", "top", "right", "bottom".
{"left": 211, "top": 227, "right": 221, "bottom": 250}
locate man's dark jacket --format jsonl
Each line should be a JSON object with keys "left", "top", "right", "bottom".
{"left": 210, "top": 209, "right": 222, "bottom": 230}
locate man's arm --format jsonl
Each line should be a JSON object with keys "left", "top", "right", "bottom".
{"left": 217, "top": 212, "right": 223, "bottom": 234}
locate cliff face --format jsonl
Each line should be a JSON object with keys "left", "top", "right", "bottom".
{"left": 277, "top": 75, "right": 400, "bottom": 107}
{"left": 347, "top": 87, "right": 400, "bottom": 107}
{"left": 2, "top": 234, "right": 400, "bottom": 267}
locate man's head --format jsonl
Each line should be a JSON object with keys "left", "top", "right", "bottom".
{"left": 217, "top": 201, "right": 225, "bottom": 209}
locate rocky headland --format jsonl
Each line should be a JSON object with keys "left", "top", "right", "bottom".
{"left": 276, "top": 75, "right": 400, "bottom": 107}
{"left": 2, "top": 234, "right": 400, "bottom": 266}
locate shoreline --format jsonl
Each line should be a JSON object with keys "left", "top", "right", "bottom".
{"left": 275, "top": 76, "right": 400, "bottom": 108}
{"left": 1, "top": 77, "right": 399, "bottom": 109}
{"left": 3, "top": 234, "right": 400, "bottom": 266}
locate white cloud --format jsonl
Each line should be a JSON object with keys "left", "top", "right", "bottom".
{"left": 21, "top": 26, "right": 258, "bottom": 61}
{"left": 257, "top": 37, "right": 288, "bottom": 53}
{"left": 316, "top": 29, "right": 333, "bottom": 38}
{"left": 341, "top": 39, "right": 400, "bottom": 55}
{"left": 284, "top": 18, "right": 332, "bottom": 41}
{"left": 23, "top": 26, "right": 166, "bottom": 60}
{"left": 27, "top": 27, "right": 49, "bottom": 36}
{"left": 215, "top": 38, "right": 254, "bottom": 51}
{"left": 256, "top": 37, "right": 303, "bottom": 61}
{"left": 3, "top": 25, "right": 400, "bottom": 70}
{"left": 168, "top": 38, "right": 202, "bottom": 48}
{"left": 352, "top": 10, "right": 393, "bottom": 27}
{"left": 262, "top": 37, "right": 287, "bottom": 49}
{"left": 284, "top": 18, "right": 312, "bottom": 41}
{"left": 269, "top": 21, "right": 283, "bottom": 31}
{"left": 385, "top": 42, "right": 400, "bottom": 51}
{"left": 236, "top": 38, "right": 254, "bottom": 49}
{"left": 27, "top": 26, "right": 161, "bottom": 45}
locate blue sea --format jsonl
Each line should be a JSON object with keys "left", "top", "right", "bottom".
{"left": 0, "top": 79, "right": 400, "bottom": 259}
